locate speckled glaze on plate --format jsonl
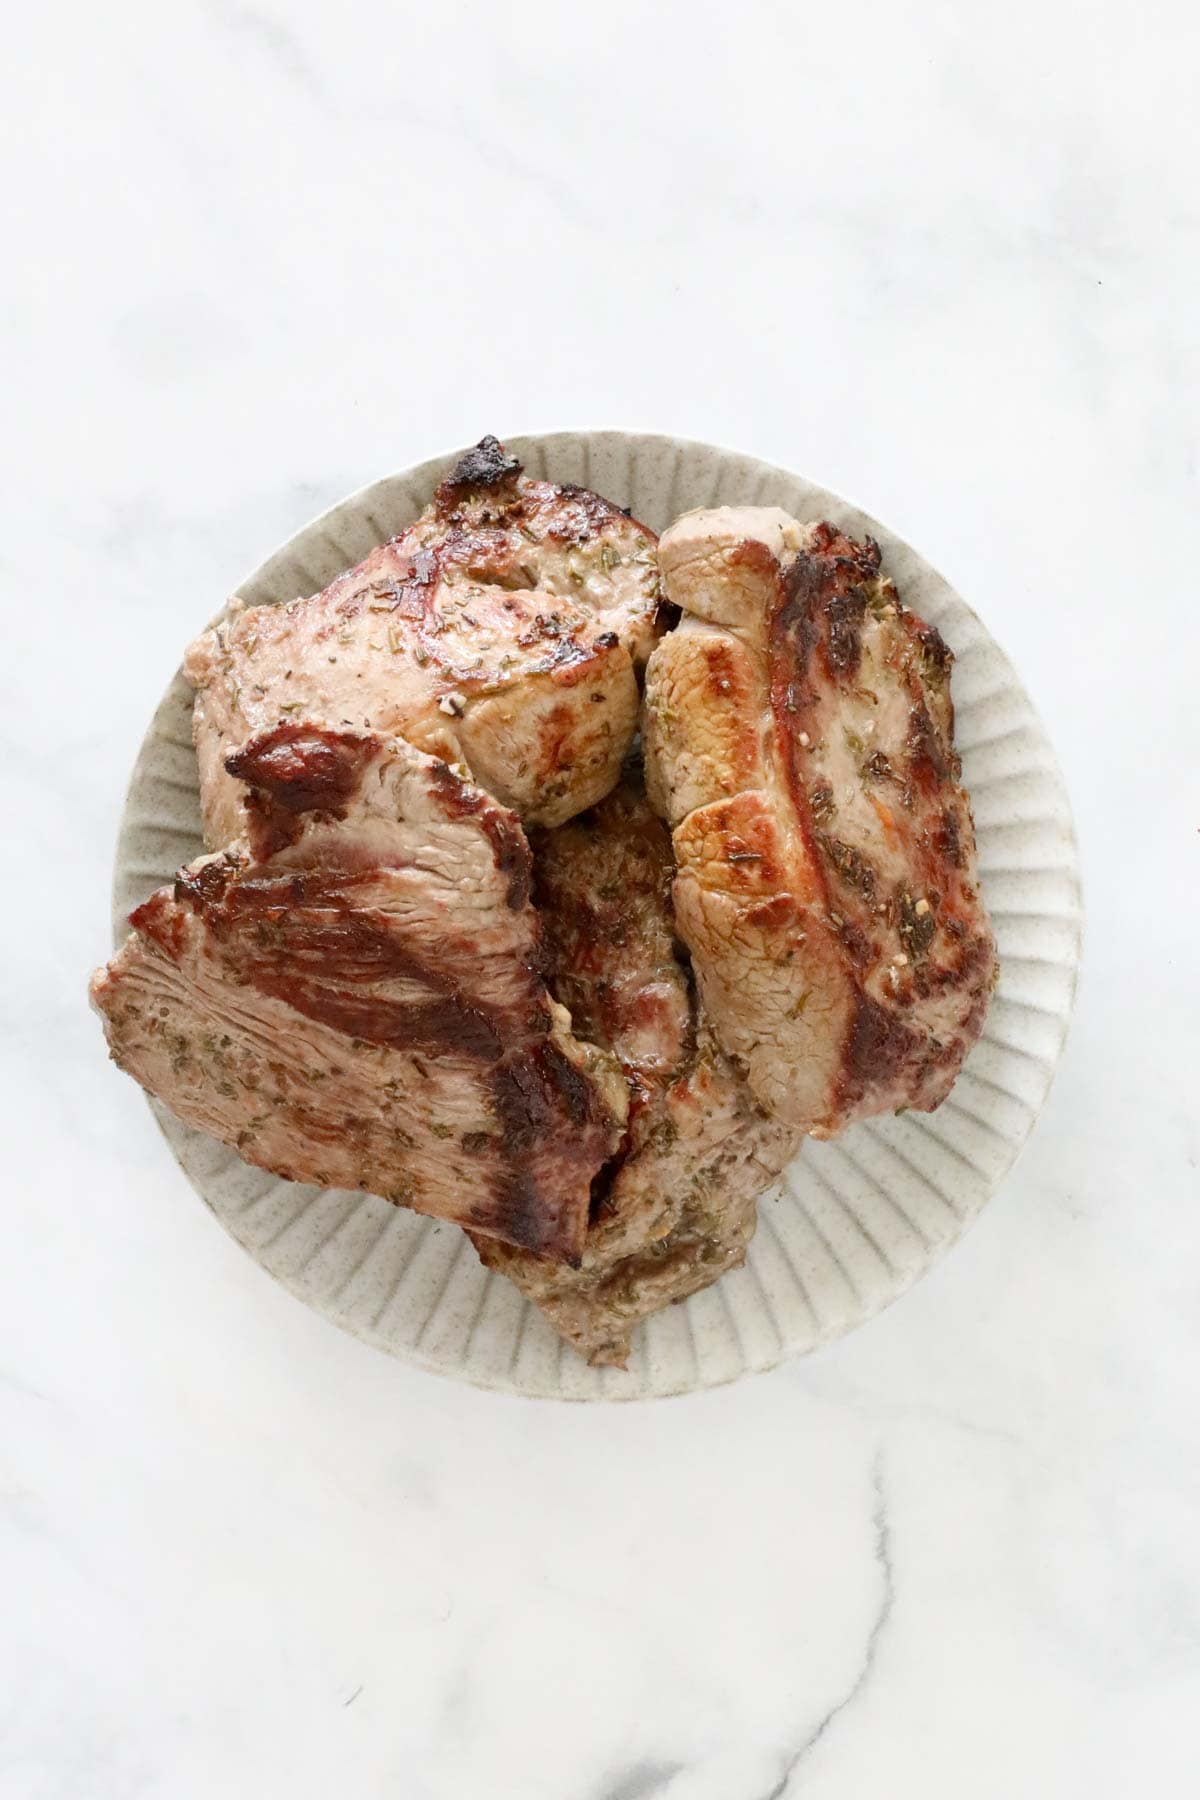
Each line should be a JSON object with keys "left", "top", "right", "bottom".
{"left": 112, "top": 432, "right": 1082, "bottom": 1401}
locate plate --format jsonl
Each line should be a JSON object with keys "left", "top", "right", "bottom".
{"left": 112, "top": 432, "right": 1082, "bottom": 1400}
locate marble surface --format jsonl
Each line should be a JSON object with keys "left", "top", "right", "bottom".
{"left": 3, "top": 1, "right": 1197, "bottom": 1794}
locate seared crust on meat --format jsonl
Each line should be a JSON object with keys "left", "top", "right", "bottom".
{"left": 472, "top": 776, "right": 802, "bottom": 1365}
{"left": 645, "top": 507, "right": 996, "bottom": 1135}
{"left": 91, "top": 733, "right": 627, "bottom": 1260}
{"left": 434, "top": 432, "right": 523, "bottom": 496}
{"left": 186, "top": 438, "right": 662, "bottom": 847}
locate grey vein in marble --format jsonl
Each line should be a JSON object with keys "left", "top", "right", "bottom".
{"left": 596, "top": 1761, "right": 686, "bottom": 1800}
{"left": 762, "top": 1451, "right": 895, "bottom": 1799}
{"left": 206, "top": 0, "right": 326, "bottom": 98}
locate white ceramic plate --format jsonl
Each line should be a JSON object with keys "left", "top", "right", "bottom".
{"left": 113, "top": 432, "right": 1082, "bottom": 1401}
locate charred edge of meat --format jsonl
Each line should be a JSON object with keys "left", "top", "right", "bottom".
{"left": 188, "top": 870, "right": 512, "bottom": 1058}
{"left": 914, "top": 620, "right": 953, "bottom": 686}
{"left": 487, "top": 1043, "right": 615, "bottom": 1260}
{"left": 936, "top": 807, "right": 963, "bottom": 867}
{"left": 171, "top": 854, "right": 241, "bottom": 914}
{"left": 129, "top": 888, "right": 188, "bottom": 958}
{"left": 482, "top": 814, "right": 534, "bottom": 913}
{"left": 906, "top": 696, "right": 950, "bottom": 791}
{"left": 909, "top": 926, "right": 994, "bottom": 1004}
{"left": 771, "top": 558, "right": 821, "bottom": 703}
{"left": 546, "top": 483, "right": 638, "bottom": 543}
{"left": 224, "top": 724, "right": 379, "bottom": 855}
{"left": 954, "top": 967, "right": 996, "bottom": 1047}
{"left": 488, "top": 1165, "right": 547, "bottom": 1258}
{"left": 426, "top": 760, "right": 534, "bottom": 911}
{"left": 777, "top": 524, "right": 886, "bottom": 687}
{"left": 436, "top": 435, "right": 523, "bottom": 503}
{"left": 262, "top": 980, "right": 505, "bottom": 1060}
{"left": 808, "top": 521, "right": 884, "bottom": 575}
{"left": 839, "top": 991, "right": 922, "bottom": 1110}
{"left": 489, "top": 1042, "right": 602, "bottom": 1146}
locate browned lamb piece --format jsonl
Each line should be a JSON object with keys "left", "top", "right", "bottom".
{"left": 186, "top": 437, "right": 662, "bottom": 848}
{"left": 472, "top": 776, "right": 802, "bottom": 1366}
{"left": 90, "top": 729, "right": 627, "bottom": 1261}
{"left": 643, "top": 507, "right": 996, "bottom": 1136}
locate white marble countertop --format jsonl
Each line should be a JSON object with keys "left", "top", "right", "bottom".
{"left": 5, "top": 2, "right": 1198, "bottom": 1794}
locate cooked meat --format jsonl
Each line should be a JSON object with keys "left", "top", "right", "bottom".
{"left": 478, "top": 1041, "right": 801, "bottom": 1366}
{"left": 90, "top": 729, "right": 627, "bottom": 1260}
{"left": 473, "top": 777, "right": 802, "bottom": 1366}
{"left": 412, "top": 437, "right": 662, "bottom": 667}
{"left": 186, "top": 437, "right": 661, "bottom": 847}
{"left": 531, "top": 774, "right": 692, "bottom": 1080}
{"left": 644, "top": 507, "right": 996, "bottom": 1135}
